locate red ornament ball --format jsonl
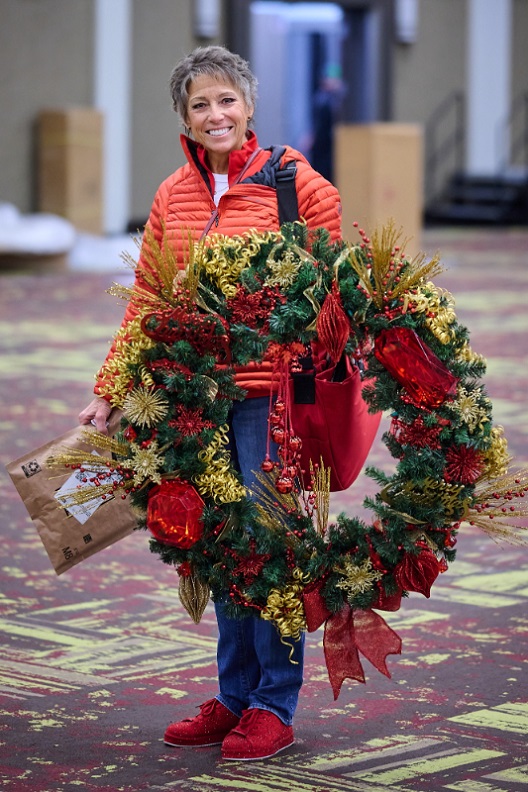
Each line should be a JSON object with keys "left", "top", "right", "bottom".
{"left": 271, "top": 426, "right": 286, "bottom": 444}
{"left": 147, "top": 479, "right": 205, "bottom": 549}
{"left": 276, "top": 475, "right": 294, "bottom": 494}
{"left": 289, "top": 435, "right": 302, "bottom": 452}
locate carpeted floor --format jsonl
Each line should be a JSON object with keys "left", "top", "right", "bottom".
{"left": 1, "top": 227, "right": 527, "bottom": 792}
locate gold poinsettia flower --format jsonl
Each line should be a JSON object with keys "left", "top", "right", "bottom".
{"left": 335, "top": 557, "right": 383, "bottom": 600}
{"left": 129, "top": 441, "right": 164, "bottom": 485}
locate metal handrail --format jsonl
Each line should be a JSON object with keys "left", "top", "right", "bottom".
{"left": 424, "top": 91, "right": 465, "bottom": 204}
{"left": 498, "top": 90, "right": 528, "bottom": 172}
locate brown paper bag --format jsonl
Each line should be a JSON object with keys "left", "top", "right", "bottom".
{"left": 6, "top": 411, "right": 138, "bottom": 574}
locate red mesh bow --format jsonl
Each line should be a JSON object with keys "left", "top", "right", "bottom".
{"left": 323, "top": 605, "right": 402, "bottom": 698}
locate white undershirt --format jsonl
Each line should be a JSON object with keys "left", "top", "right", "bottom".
{"left": 213, "top": 173, "right": 229, "bottom": 206}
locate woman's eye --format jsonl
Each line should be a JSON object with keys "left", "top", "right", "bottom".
{"left": 222, "top": 97, "right": 235, "bottom": 104}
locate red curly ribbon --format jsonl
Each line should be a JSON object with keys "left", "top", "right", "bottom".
{"left": 323, "top": 605, "right": 402, "bottom": 699}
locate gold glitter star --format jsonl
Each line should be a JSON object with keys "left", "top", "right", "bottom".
{"left": 129, "top": 441, "right": 164, "bottom": 485}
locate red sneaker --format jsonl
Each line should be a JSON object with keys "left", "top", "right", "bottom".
{"left": 221, "top": 708, "right": 294, "bottom": 761}
{"left": 164, "top": 698, "right": 240, "bottom": 747}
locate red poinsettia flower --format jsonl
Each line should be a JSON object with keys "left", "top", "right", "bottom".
{"left": 394, "top": 548, "right": 441, "bottom": 598}
{"left": 176, "top": 561, "right": 192, "bottom": 577}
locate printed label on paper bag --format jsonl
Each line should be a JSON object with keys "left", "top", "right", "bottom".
{"left": 53, "top": 455, "right": 122, "bottom": 525}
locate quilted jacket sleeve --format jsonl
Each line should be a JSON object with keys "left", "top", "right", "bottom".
{"left": 295, "top": 159, "right": 342, "bottom": 241}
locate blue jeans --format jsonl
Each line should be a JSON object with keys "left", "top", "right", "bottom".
{"left": 215, "top": 397, "right": 305, "bottom": 726}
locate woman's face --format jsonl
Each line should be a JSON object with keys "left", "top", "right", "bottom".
{"left": 185, "top": 73, "right": 253, "bottom": 173}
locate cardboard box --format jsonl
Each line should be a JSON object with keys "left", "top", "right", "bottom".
{"left": 0, "top": 252, "right": 68, "bottom": 272}
{"left": 335, "top": 124, "right": 424, "bottom": 256}
{"left": 37, "top": 108, "right": 104, "bottom": 235}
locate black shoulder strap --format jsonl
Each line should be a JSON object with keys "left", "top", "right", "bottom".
{"left": 275, "top": 159, "right": 299, "bottom": 225}
{"left": 239, "top": 144, "right": 299, "bottom": 225}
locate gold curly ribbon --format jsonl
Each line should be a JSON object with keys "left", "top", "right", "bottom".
{"left": 407, "top": 283, "right": 457, "bottom": 344}
{"left": 481, "top": 425, "right": 511, "bottom": 479}
{"left": 261, "top": 568, "right": 308, "bottom": 662}
{"left": 96, "top": 317, "right": 156, "bottom": 406}
{"left": 195, "top": 425, "right": 246, "bottom": 504}
{"left": 455, "top": 341, "right": 487, "bottom": 367}
{"left": 195, "top": 231, "right": 280, "bottom": 298}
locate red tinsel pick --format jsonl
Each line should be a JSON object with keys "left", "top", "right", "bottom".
{"left": 147, "top": 480, "right": 205, "bottom": 549}
{"left": 394, "top": 548, "right": 441, "bottom": 598}
{"left": 444, "top": 444, "right": 484, "bottom": 484}
{"left": 316, "top": 283, "right": 350, "bottom": 363}
{"left": 390, "top": 416, "right": 444, "bottom": 449}
{"left": 141, "top": 308, "right": 230, "bottom": 361}
{"left": 227, "top": 284, "right": 282, "bottom": 329}
{"left": 374, "top": 326, "right": 459, "bottom": 409}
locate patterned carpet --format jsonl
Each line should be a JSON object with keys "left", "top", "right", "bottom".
{"left": 1, "top": 227, "right": 527, "bottom": 792}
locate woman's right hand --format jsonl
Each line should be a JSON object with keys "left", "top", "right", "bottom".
{"left": 78, "top": 396, "right": 113, "bottom": 435}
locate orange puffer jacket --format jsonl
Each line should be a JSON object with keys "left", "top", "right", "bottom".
{"left": 95, "top": 131, "right": 342, "bottom": 399}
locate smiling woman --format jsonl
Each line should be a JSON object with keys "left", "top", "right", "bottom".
{"left": 76, "top": 44, "right": 342, "bottom": 762}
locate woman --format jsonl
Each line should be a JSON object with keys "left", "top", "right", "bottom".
{"left": 79, "top": 45, "right": 342, "bottom": 761}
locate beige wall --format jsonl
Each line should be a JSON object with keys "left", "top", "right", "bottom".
{"left": 512, "top": 0, "right": 528, "bottom": 106}
{"left": 0, "top": 0, "right": 94, "bottom": 213}
{"left": 392, "top": 0, "right": 467, "bottom": 126}
{"left": 130, "top": 0, "right": 199, "bottom": 223}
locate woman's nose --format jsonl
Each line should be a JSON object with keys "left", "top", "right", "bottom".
{"left": 208, "top": 102, "right": 224, "bottom": 122}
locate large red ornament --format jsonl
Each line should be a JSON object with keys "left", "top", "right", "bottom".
{"left": 394, "top": 548, "right": 441, "bottom": 598}
{"left": 374, "top": 327, "right": 458, "bottom": 409}
{"left": 147, "top": 480, "right": 205, "bottom": 549}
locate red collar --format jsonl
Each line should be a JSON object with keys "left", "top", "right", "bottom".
{"left": 180, "top": 131, "right": 261, "bottom": 186}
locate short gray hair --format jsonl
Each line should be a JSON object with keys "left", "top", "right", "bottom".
{"left": 169, "top": 45, "right": 258, "bottom": 122}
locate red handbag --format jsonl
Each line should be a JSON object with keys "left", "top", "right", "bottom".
{"left": 289, "top": 354, "right": 381, "bottom": 492}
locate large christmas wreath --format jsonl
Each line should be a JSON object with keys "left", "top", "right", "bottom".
{"left": 49, "top": 221, "right": 527, "bottom": 696}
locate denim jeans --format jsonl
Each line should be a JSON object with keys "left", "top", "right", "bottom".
{"left": 215, "top": 397, "right": 305, "bottom": 726}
